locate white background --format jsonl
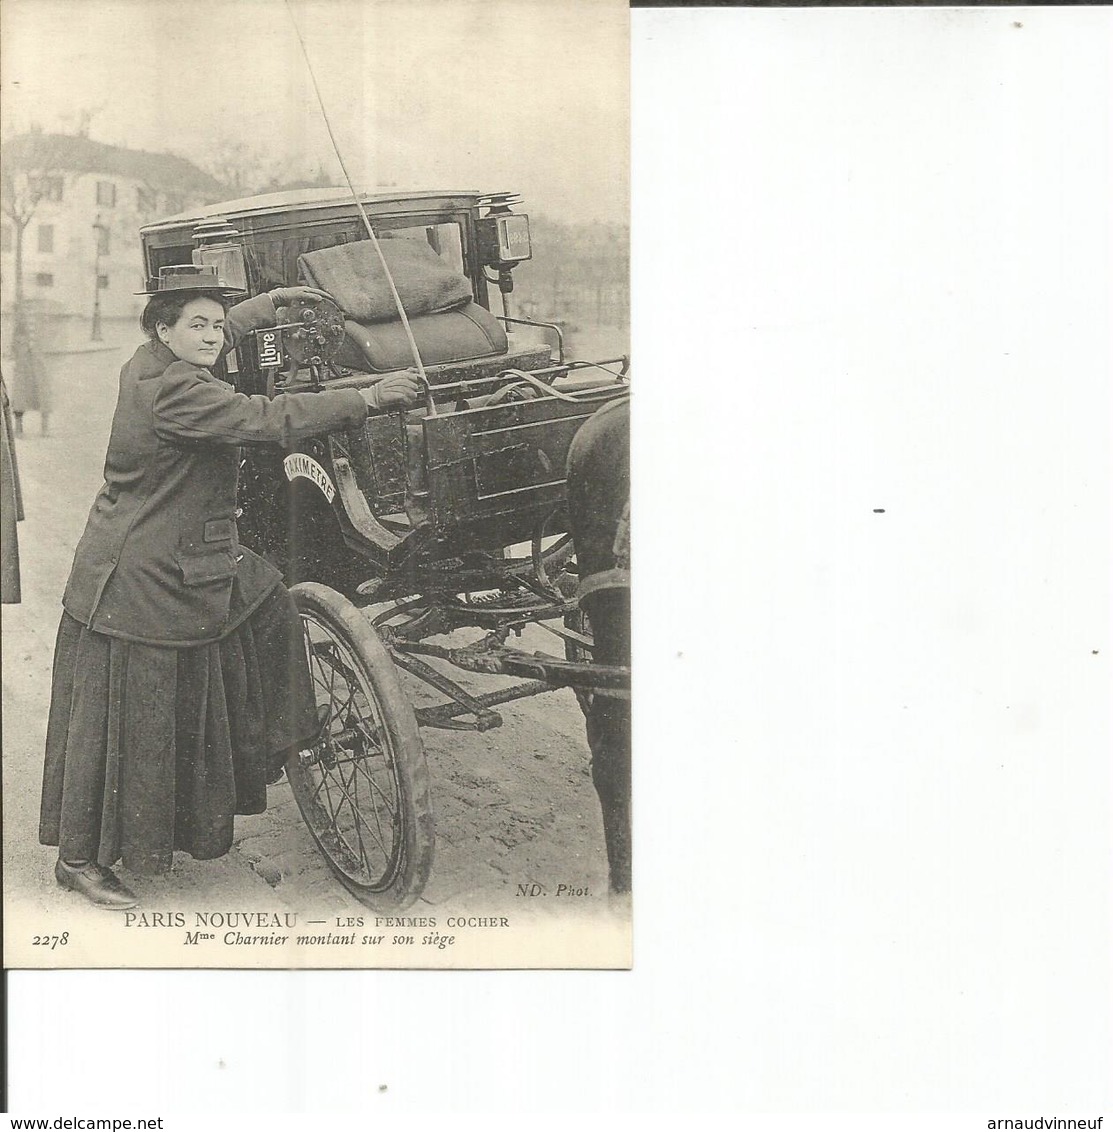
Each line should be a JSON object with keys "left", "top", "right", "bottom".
{"left": 6, "top": 6, "right": 1112, "bottom": 1122}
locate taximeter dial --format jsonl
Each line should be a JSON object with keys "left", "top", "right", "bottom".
{"left": 276, "top": 297, "right": 347, "bottom": 365}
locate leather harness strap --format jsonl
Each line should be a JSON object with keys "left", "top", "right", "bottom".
{"left": 577, "top": 499, "right": 630, "bottom": 601}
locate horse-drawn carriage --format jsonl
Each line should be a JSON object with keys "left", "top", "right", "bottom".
{"left": 140, "top": 188, "right": 630, "bottom": 909}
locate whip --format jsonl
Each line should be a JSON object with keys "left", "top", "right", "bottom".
{"left": 282, "top": 0, "right": 437, "bottom": 416}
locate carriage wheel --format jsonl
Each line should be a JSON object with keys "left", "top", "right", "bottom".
{"left": 287, "top": 582, "right": 435, "bottom": 910}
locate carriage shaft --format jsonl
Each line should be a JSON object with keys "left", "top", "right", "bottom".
{"left": 388, "top": 647, "right": 504, "bottom": 732}
{"left": 413, "top": 679, "right": 554, "bottom": 729}
{"left": 394, "top": 638, "right": 630, "bottom": 691}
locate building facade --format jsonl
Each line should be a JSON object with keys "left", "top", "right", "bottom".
{"left": 1, "top": 132, "right": 225, "bottom": 327}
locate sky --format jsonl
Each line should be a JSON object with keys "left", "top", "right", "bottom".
{"left": 0, "top": 0, "right": 628, "bottom": 225}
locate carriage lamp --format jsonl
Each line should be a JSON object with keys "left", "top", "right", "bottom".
{"left": 478, "top": 211, "right": 531, "bottom": 322}
{"left": 477, "top": 212, "right": 532, "bottom": 269}
{"left": 191, "top": 220, "right": 248, "bottom": 291}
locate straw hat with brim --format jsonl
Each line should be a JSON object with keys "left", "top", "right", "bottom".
{"left": 136, "top": 264, "right": 247, "bottom": 298}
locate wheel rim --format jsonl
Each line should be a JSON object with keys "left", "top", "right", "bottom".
{"left": 295, "top": 611, "right": 407, "bottom": 892}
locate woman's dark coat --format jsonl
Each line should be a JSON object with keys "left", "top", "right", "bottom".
{"left": 9, "top": 304, "right": 51, "bottom": 415}
{"left": 1, "top": 375, "right": 24, "bottom": 603}
{"left": 61, "top": 293, "right": 368, "bottom": 646}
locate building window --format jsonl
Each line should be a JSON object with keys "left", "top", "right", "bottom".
{"left": 96, "top": 180, "right": 117, "bottom": 207}
{"left": 164, "top": 192, "right": 184, "bottom": 213}
{"left": 98, "top": 274, "right": 110, "bottom": 290}
{"left": 136, "top": 186, "right": 157, "bottom": 213}
{"left": 95, "top": 226, "right": 110, "bottom": 256}
{"left": 37, "top": 224, "right": 54, "bottom": 253}
{"left": 1, "top": 225, "right": 11, "bottom": 253}
{"left": 29, "top": 175, "right": 64, "bottom": 202}
{"left": 34, "top": 272, "right": 54, "bottom": 287}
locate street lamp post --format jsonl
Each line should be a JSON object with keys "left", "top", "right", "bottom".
{"left": 91, "top": 215, "right": 106, "bottom": 341}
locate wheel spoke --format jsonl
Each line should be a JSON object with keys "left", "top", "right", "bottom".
{"left": 306, "top": 643, "right": 394, "bottom": 870}
{"left": 303, "top": 755, "right": 383, "bottom": 872}
{"left": 338, "top": 697, "right": 393, "bottom": 860}
{"left": 333, "top": 757, "right": 390, "bottom": 865}
{"left": 349, "top": 712, "right": 387, "bottom": 751}
{"left": 346, "top": 689, "right": 398, "bottom": 819}
{"left": 336, "top": 756, "right": 375, "bottom": 869}
{"left": 327, "top": 754, "right": 398, "bottom": 822}
{"left": 315, "top": 762, "right": 362, "bottom": 867}
{"left": 309, "top": 768, "right": 328, "bottom": 806}
{"left": 326, "top": 644, "right": 339, "bottom": 707}
{"left": 288, "top": 599, "right": 427, "bottom": 901}
{"left": 351, "top": 754, "right": 391, "bottom": 853}
{"left": 353, "top": 754, "right": 398, "bottom": 818}
{"left": 312, "top": 649, "right": 361, "bottom": 724}
{"left": 333, "top": 697, "right": 395, "bottom": 861}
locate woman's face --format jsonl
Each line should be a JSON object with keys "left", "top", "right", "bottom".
{"left": 156, "top": 297, "right": 226, "bottom": 366}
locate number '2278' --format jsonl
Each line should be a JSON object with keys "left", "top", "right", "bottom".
{"left": 33, "top": 933, "right": 69, "bottom": 949}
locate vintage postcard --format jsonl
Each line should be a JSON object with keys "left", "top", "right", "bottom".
{"left": 1, "top": 0, "right": 630, "bottom": 969}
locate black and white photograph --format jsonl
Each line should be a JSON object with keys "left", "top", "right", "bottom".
{"left": 3, "top": 1, "right": 1111, "bottom": 1124}
{"left": 1, "top": 0, "right": 631, "bottom": 970}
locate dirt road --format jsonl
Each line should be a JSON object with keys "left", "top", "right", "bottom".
{"left": 2, "top": 343, "right": 612, "bottom": 937}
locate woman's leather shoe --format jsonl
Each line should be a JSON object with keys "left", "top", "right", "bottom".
{"left": 55, "top": 859, "right": 138, "bottom": 910}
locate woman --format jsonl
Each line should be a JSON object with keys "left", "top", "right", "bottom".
{"left": 38, "top": 266, "right": 422, "bottom": 909}
{"left": 9, "top": 300, "right": 52, "bottom": 436}
{"left": 1, "top": 373, "right": 24, "bottom": 603}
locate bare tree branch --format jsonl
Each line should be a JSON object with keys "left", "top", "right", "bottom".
{"left": 1, "top": 129, "right": 79, "bottom": 305}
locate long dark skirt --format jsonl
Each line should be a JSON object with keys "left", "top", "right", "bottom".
{"left": 39, "top": 585, "right": 318, "bottom": 875}
{"left": 1, "top": 377, "right": 23, "bottom": 604}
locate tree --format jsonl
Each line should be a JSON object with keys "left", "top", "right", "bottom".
{"left": 0, "top": 129, "right": 74, "bottom": 306}
{"left": 201, "top": 138, "right": 282, "bottom": 197}
{"left": 512, "top": 215, "right": 629, "bottom": 331}
{"left": 260, "top": 163, "right": 337, "bottom": 194}
{"left": 200, "top": 136, "right": 337, "bottom": 197}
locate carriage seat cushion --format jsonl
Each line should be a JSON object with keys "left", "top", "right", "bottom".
{"left": 336, "top": 301, "right": 509, "bottom": 375}
{"left": 298, "top": 238, "right": 473, "bottom": 323}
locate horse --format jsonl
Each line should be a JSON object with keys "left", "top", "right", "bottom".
{"left": 565, "top": 395, "right": 631, "bottom": 894}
